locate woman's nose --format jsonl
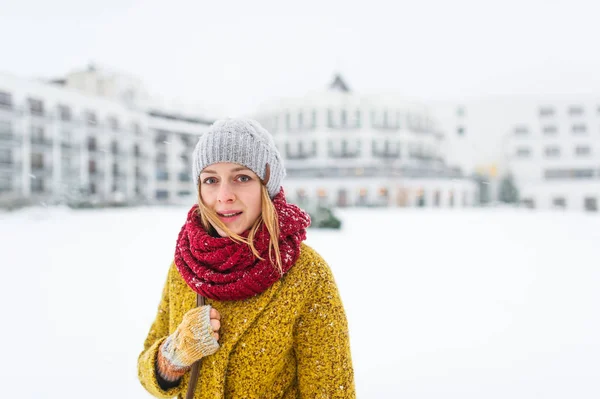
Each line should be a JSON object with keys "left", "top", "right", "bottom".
{"left": 217, "top": 182, "right": 235, "bottom": 203}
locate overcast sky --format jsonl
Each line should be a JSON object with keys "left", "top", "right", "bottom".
{"left": 1, "top": 0, "right": 599, "bottom": 116}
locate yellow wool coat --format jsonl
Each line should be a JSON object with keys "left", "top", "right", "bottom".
{"left": 138, "top": 243, "right": 355, "bottom": 398}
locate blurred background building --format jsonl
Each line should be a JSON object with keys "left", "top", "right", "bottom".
{"left": 255, "top": 75, "right": 476, "bottom": 209}
{"left": 433, "top": 98, "right": 600, "bottom": 212}
{"left": 1, "top": 65, "right": 599, "bottom": 212}
{"left": 0, "top": 65, "right": 213, "bottom": 208}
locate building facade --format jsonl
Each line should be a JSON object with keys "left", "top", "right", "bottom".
{"left": 0, "top": 65, "right": 212, "bottom": 208}
{"left": 254, "top": 76, "right": 477, "bottom": 209}
{"left": 432, "top": 97, "right": 600, "bottom": 212}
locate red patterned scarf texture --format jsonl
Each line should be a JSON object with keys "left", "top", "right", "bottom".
{"left": 174, "top": 189, "right": 311, "bottom": 301}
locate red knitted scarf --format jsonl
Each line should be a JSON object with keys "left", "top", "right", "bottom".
{"left": 174, "top": 190, "right": 311, "bottom": 301}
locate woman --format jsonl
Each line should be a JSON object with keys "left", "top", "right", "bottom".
{"left": 138, "top": 118, "right": 355, "bottom": 398}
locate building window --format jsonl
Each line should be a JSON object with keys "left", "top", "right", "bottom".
{"left": 58, "top": 105, "right": 72, "bottom": 121}
{"left": 0, "top": 176, "right": 11, "bottom": 192}
{"left": 0, "top": 91, "right": 13, "bottom": 109}
{"left": 31, "top": 178, "right": 44, "bottom": 193}
{"left": 552, "top": 197, "right": 566, "bottom": 209}
{"left": 30, "top": 126, "right": 46, "bottom": 144}
{"left": 178, "top": 172, "right": 191, "bottom": 182}
{"left": 0, "top": 120, "right": 12, "bottom": 136}
{"left": 298, "top": 111, "right": 304, "bottom": 129}
{"left": 296, "top": 188, "right": 307, "bottom": 205}
{"left": 317, "top": 188, "right": 328, "bottom": 206}
{"left": 457, "top": 126, "right": 465, "bottom": 136}
{"left": 285, "top": 112, "right": 291, "bottom": 131}
{"left": 457, "top": 106, "right": 466, "bottom": 117}
{"left": 542, "top": 126, "right": 557, "bottom": 135}
{"left": 584, "top": 197, "right": 598, "bottom": 212}
{"left": 382, "top": 110, "right": 389, "bottom": 127}
{"left": 0, "top": 148, "right": 11, "bottom": 163}
{"left": 87, "top": 136, "right": 97, "bottom": 152}
{"left": 132, "top": 122, "right": 142, "bottom": 135}
{"left": 575, "top": 145, "right": 591, "bottom": 157}
{"left": 514, "top": 126, "right": 529, "bottom": 135}
{"left": 156, "top": 190, "right": 169, "bottom": 200}
{"left": 373, "top": 139, "right": 400, "bottom": 159}
{"left": 31, "top": 153, "right": 44, "bottom": 170}
{"left": 539, "top": 107, "right": 555, "bottom": 117}
{"left": 111, "top": 141, "right": 119, "bottom": 155}
{"left": 572, "top": 124, "right": 587, "bottom": 134}
{"left": 327, "top": 109, "right": 334, "bottom": 128}
{"left": 108, "top": 116, "right": 119, "bottom": 131}
{"left": 573, "top": 169, "right": 594, "bottom": 178}
{"left": 61, "top": 130, "right": 72, "bottom": 144}
{"left": 416, "top": 189, "right": 426, "bottom": 207}
{"left": 434, "top": 190, "right": 441, "bottom": 207}
{"left": 156, "top": 170, "right": 169, "bottom": 181}
{"left": 27, "top": 98, "right": 44, "bottom": 116}
{"left": 521, "top": 198, "right": 535, "bottom": 209}
{"left": 156, "top": 152, "right": 168, "bottom": 164}
{"left": 357, "top": 188, "right": 368, "bottom": 206}
{"left": 544, "top": 146, "right": 560, "bottom": 158}
{"left": 545, "top": 169, "right": 594, "bottom": 179}
{"left": 336, "top": 189, "right": 348, "bottom": 207}
{"left": 340, "top": 109, "right": 347, "bottom": 127}
{"left": 155, "top": 131, "right": 168, "bottom": 144}
{"left": 85, "top": 111, "right": 97, "bottom": 126}
{"left": 515, "top": 147, "right": 531, "bottom": 158}
{"left": 568, "top": 106, "right": 584, "bottom": 116}
{"left": 311, "top": 110, "right": 317, "bottom": 128}
{"left": 354, "top": 110, "right": 361, "bottom": 128}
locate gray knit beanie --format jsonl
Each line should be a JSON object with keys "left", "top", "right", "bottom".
{"left": 192, "top": 118, "right": 285, "bottom": 198}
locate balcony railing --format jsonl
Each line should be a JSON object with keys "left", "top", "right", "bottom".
{"left": 88, "top": 170, "right": 105, "bottom": 179}
{"left": 61, "top": 142, "right": 81, "bottom": 151}
{"left": 112, "top": 171, "right": 128, "bottom": 179}
{"left": 0, "top": 161, "right": 21, "bottom": 171}
{"left": 30, "top": 165, "right": 53, "bottom": 177}
{"left": 0, "top": 132, "right": 15, "bottom": 139}
{"left": 31, "top": 137, "right": 53, "bottom": 147}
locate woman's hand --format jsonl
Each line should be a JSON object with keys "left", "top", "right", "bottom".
{"left": 160, "top": 305, "right": 221, "bottom": 369}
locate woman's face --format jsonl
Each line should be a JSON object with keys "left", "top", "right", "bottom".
{"left": 199, "top": 162, "right": 262, "bottom": 236}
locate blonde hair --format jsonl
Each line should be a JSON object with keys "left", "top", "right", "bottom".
{"left": 196, "top": 184, "right": 283, "bottom": 274}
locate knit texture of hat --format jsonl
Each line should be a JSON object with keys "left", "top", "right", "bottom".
{"left": 192, "top": 118, "right": 285, "bottom": 198}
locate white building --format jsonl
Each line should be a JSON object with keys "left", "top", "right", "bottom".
{"left": 254, "top": 75, "right": 477, "bottom": 209}
{"left": 432, "top": 97, "right": 600, "bottom": 212}
{"left": 0, "top": 65, "right": 212, "bottom": 208}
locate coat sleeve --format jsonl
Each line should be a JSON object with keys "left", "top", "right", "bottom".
{"left": 137, "top": 264, "right": 182, "bottom": 398}
{"left": 294, "top": 260, "right": 356, "bottom": 398}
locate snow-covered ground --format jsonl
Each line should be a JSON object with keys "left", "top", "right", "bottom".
{"left": 1, "top": 206, "right": 599, "bottom": 398}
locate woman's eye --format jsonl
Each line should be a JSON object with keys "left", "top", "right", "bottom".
{"left": 237, "top": 175, "right": 251, "bottom": 183}
{"left": 203, "top": 177, "right": 217, "bottom": 184}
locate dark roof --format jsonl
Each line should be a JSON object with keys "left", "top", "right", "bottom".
{"left": 329, "top": 74, "right": 351, "bottom": 93}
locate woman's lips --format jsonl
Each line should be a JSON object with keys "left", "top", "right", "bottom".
{"left": 217, "top": 211, "right": 243, "bottom": 223}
